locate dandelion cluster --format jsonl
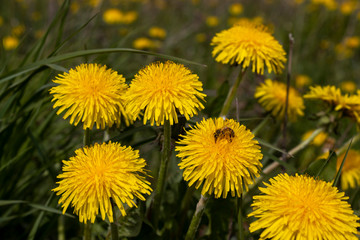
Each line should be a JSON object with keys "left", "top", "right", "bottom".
{"left": 53, "top": 141, "right": 152, "bottom": 223}
{"left": 249, "top": 173, "right": 360, "bottom": 239}
{"left": 176, "top": 118, "right": 263, "bottom": 198}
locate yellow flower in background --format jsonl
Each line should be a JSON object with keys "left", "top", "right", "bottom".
{"left": 228, "top": 16, "right": 264, "bottom": 27}
{"left": 340, "top": 0, "right": 358, "bottom": 15}
{"left": 249, "top": 173, "right": 360, "bottom": 239}
{"left": 132, "top": 37, "right": 159, "bottom": 49}
{"left": 195, "top": 33, "right": 207, "bottom": 43}
{"left": 70, "top": 1, "right": 80, "bottom": 13}
{"left": 126, "top": 61, "right": 206, "bottom": 126}
{"left": 103, "top": 9, "right": 137, "bottom": 24}
{"left": 11, "top": 24, "right": 25, "bottom": 36}
{"left": 340, "top": 81, "right": 357, "bottom": 93}
{"left": 206, "top": 16, "right": 219, "bottom": 27}
{"left": 295, "top": 74, "right": 312, "bottom": 88}
{"left": 301, "top": 129, "right": 328, "bottom": 146}
{"left": 3, "top": 36, "right": 19, "bottom": 50}
{"left": 255, "top": 79, "right": 304, "bottom": 121}
{"left": 0, "top": 16, "right": 3, "bottom": 26}
{"left": 50, "top": 63, "right": 133, "bottom": 130}
{"left": 229, "top": 3, "right": 243, "bottom": 15}
{"left": 87, "top": 0, "right": 102, "bottom": 7}
{"left": 337, "top": 150, "right": 360, "bottom": 190}
{"left": 53, "top": 141, "right": 152, "bottom": 223}
{"left": 176, "top": 118, "right": 263, "bottom": 198}
{"left": 304, "top": 85, "right": 342, "bottom": 106}
{"left": 103, "top": 8, "right": 123, "bottom": 24}
{"left": 344, "top": 36, "right": 360, "bottom": 49}
{"left": 211, "top": 23, "right": 286, "bottom": 74}
{"left": 311, "top": 0, "right": 337, "bottom": 10}
{"left": 148, "top": 26, "right": 166, "bottom": 39}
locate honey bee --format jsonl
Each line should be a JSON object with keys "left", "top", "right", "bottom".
{"left": 214, "top": 126, "right": 235, "bottom": 143}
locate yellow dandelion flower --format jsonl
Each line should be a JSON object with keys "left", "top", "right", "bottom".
{"left": 301, "top": 129, "right": 328, "bottom": 146}
{"left": 337, "top": 150, "right": 360, "bottom": 190}
{"left": 336, "top": 94, "right": 360, "bottom": 125}
{"left": 53, "top": 141, "right": 152, "bottom": 223}
{"left": 295, "top": 74, "right": 312, "bottom": 88}
{"left": 255, "top": 79, "right": 304, "bottom": 121}
{"left": 311, "top": 0, "right": 337, "bottom": 10}
{"left": 229, "top": 3, "right": 243, "bottom": 15}
{"left": 132, "top": 37, "right": 158, "bottom": 49}
{"left": 211, "top": 23, "right": 286, "bottom": 74}
{"left": 304, "top": 85, "right": 342, "bottom": 106}
{"left": 11, "top": 24, "right": 25, "bottom": 36}
{"left": 126, "top": 61, "right": 206, "bottom": 126}
{"left": 344, "top": 36, "right": 360, "bottom": 49}
{"left": 49, "top": 63, "right": 133, "bottom": 130}
{"left": 148, "top": 26, "right": 166, "bottom": 39}
{"left": 340, "top": 81, "right": 357, "bottom": 93}
{"left": 249, "top": 173, "right": 360, "bottom": 239}
{"left": 3, "top": 36, "right": 19, "bottom": 50}
{"left": 340, "top": 0, "right": 358, "bottom": 15}
{"left": 195, "top": 33, "right": 207, "bottom": 43}
{"left": 103, "top": 8, "right": 123, "bottom": 24}
{"left": 122, "top": 11, "right": 138, "bottom": 24}
{"left": 176, "top": 118, "right": 263, "bottom": 198}
{"left": 206, "top": 16, "right": 219, "bottom": 27}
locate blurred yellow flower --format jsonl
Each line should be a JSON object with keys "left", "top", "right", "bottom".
{"left": 249, "top": 173, "right": 360, "bottom": 239}
{"left": 11, "top": 25, "right": 25, "bottom": 36}
{"left": 103, "top": 9, "right": 137, "bottom": 24}
{"left": 337, "top": 150, "right": 360, "bottom": 190}
{"left": 148, "top": 26, "right": 166, "bottom": 39}
{"left": 87, "top": 0, "right": 102, "bottom": 7}
{"left": 340, "top": 81, "right": 357, "bottom": 93}
{"left": 344, "top": 36, "right": 360, "bottom": 49}
{"left": 132, "top": 37, "right": 159, "bottom": 49}
{"left": 126, "top": 61, "right": 206, "bottom": 126}
{"left": 176, "top": 118, "right": 263, "bottom": 198}
{"left": 229, "top": 3, "right": 243, "bottom": 15}
{"left": 301, "top": 130, "right": 328, "bottom": 146}
{"left": 50, "top": 63, "right": 133, "bottom": 129}
{"left": 0, "top": 16, "right": 3, "bottom": 26}
{"left": 211, "top": 22, "right": 286, "bottom": 74}
{"left": 340, "top": 0, "right": 358, "bottom": 15}
{"left": 53, "top": 141, "right": 152, "bottom": 223}
{"left": 311, "top": 0, "right": 337, "bottom": 10}
{"left": 295, "top": 74, "right": 312, "bottom": 88}
{"left": 304, "top": 85, "right": 342, "bottom": 106}
{"left": 3, "top": 36, "right": 19, "bottom": 50}
{"left": 70, "top": 2, "right": 80, "bottom": 13}
{"left": 195, "top": 33, "right": 207, "bottom": 43}
{"left": 255, "top": 79, "right": 304, "bottom": 121}
{"left": 206, "top": 16, "right": 219, "bottom": 27}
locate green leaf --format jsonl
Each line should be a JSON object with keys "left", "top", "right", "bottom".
{"left": 305, "top": 151, "right": 337, "bottom": 182}
{"left": 333, "top": 139, "right": 353, "bottom": 187}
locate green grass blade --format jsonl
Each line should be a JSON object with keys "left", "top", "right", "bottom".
{"left": 333, "top": 138, "right": 352, "bottom": 187}
{"left": 0, "top": 48, "right": 207, "bottom": 84}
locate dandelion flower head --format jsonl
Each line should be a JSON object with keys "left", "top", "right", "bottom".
{"left": 301, "top": 129, "right": 328, "bottom": 146}
{"left": 304, "top": 85, "right": 342, "bottom": 106}
{"left": 211, "top": 22, "right": 286, "bottom": 74}
{"left": 53, "top": 141, "right": 152, "bottom": 223}
{"left": 176, "top": 118, "right": 263, "bottom": 198}
{"left": 50, "top": 63, "right": 133, "bottom": 129}
{"left": 126, "top": 61, "right": 206, "bottom": 126}
{"left": 249, "top": 173, "right": 360, "bottom": 240}
{"left": 337, "top": 149, "right": 360, "bottom": 190}
{"left": 255, "top": 79, "right": 304, "bottom": 121}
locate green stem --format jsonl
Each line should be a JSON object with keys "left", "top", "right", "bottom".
{"left": 185, "top": 195, "right": 209, "bottom": 240}
{"left": 83, "top": 223, "right": 92, "bottom": 240}
{"left": 110, "top": 199, "right": 119, "bottom": 240}
{"left": 219, "top": 68, "right": 246, "bottom": 117}
{"left": 152, "top": 120, "right": 172, "bottom": 228}
{"left": 83, "top": 128, "right": 91, "bottom": 240}
{"left": 237, "top": 195, "right": 244, "bottom": 240}
{"left": 252, "top": 115, "right": 270, "bottom": 136}
{"left": 83, "top": 128, "right": 91, "bottom": 147}
{"left": 58, "top": 215, "right": 65, "bottom": 240}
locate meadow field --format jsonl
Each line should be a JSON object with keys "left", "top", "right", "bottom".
{"left": 1, "top": 0, "right": 360, "bottom": 239}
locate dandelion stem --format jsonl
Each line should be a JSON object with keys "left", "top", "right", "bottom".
{"left": 185, "top": 195, "right": 209, "bottom": 240}
{"left": 219, "top": 68, "right": 246, "bottom": 118}
{"left": 152, "top": 119, "right": 172, "bottom": 229}
{"left": 237, "top": 195, "right": 245, "bottom": 240}
{"left": 83, "top": 128, "right": 92, "bottom": 240}
{"left": 110, "top": 199, "right": 119, "bottom": 240}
